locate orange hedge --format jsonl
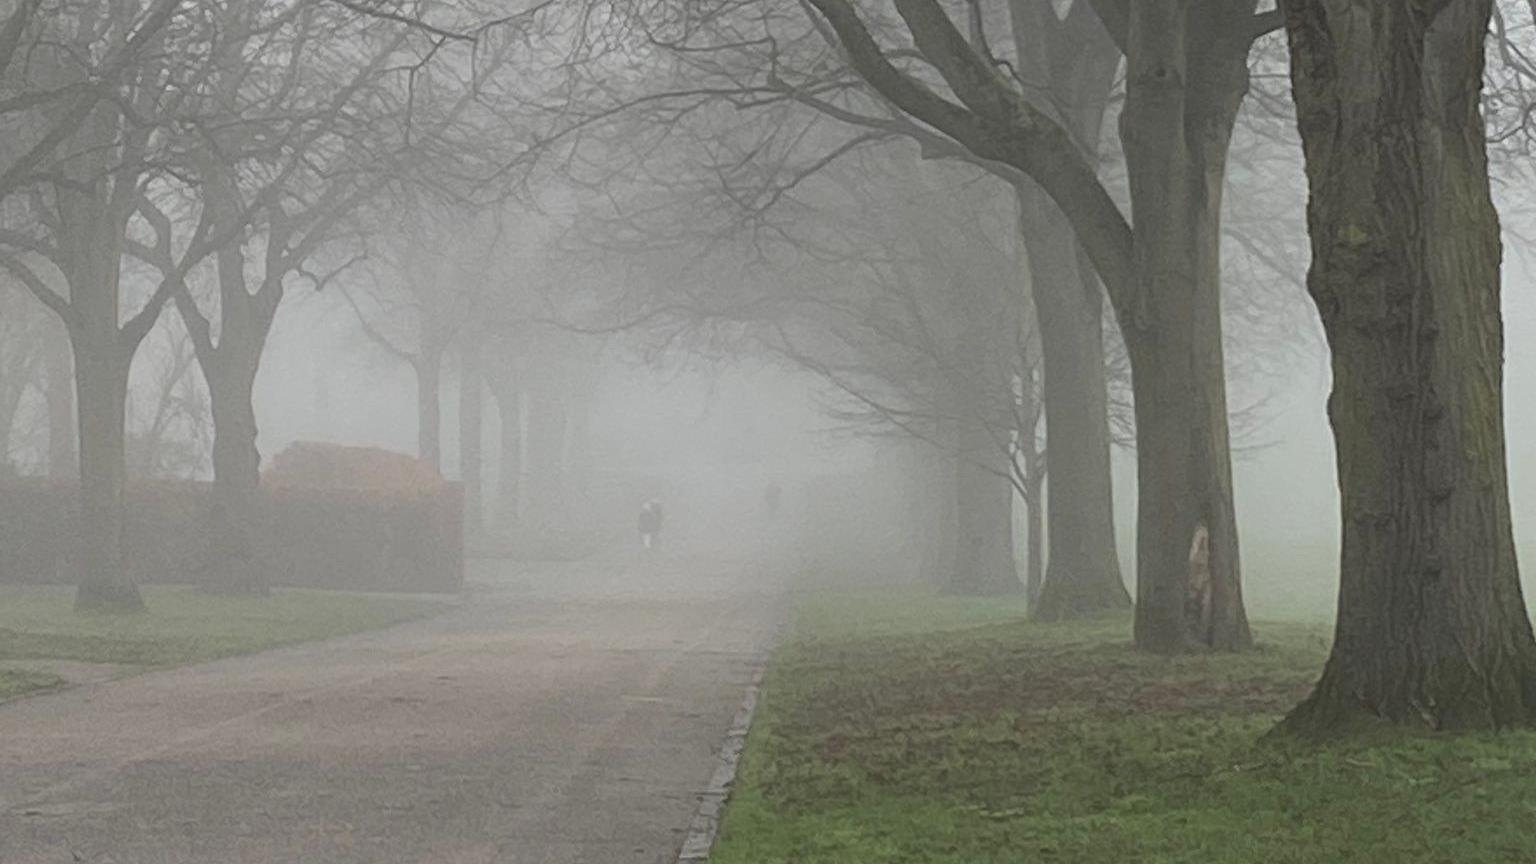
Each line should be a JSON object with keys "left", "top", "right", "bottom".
{"left": 264, "top": 442, "right": 446, "bottom": 492}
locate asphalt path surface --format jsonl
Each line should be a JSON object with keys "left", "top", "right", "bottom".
{"left": 0, "top": 556, "right": 784, "bottom": 864}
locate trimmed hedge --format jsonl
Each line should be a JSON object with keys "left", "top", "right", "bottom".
{"left": 0, "top": 477, "right": 463, "bottom": 594}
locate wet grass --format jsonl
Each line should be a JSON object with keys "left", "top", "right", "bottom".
{"left": 0, "top": 585, "right": 448, "bottom": 697}
{"left": 712, "top": 590, "right": 1536, "bottom": 863}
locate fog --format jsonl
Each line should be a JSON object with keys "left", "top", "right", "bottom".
{"left": 5, "top": 0, "right": 1536, "bottom": 860}
{"left": 192, "top": 223, "right": 1536, "bottom": 625}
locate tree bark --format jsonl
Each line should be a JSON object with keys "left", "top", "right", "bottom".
{"left": 1279, "top": 0, "right": 1536, "bottom": 733}
{"left": 1118, "top": 3, "right": 1254, "bottom": 653}
{"left": 1019, "top": 186, "right": 1132, "bottom": 620}
{"left": 201, "top": 360, "right": 266, "bottom": 594}
{"left": 44, "top": 326, "right": 76, "bottom": 479}
{"left": 71, "top": 341, "right": 140, "bottom": 610}
{"left": 57, "top": 162, "right": 143, "bottom": 611}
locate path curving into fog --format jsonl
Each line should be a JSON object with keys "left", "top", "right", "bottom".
{"left": 0, "top": 557, "right": 784, "bottom": 864}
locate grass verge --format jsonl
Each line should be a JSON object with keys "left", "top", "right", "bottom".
{"left": 712, "top": 590, "right": 1536, "bottom": 864}
{"left": 0, "top": 667, "right": 65, "bottom": 700}
{"left": 0, "top": 585, "right": 448, "bottom": 698}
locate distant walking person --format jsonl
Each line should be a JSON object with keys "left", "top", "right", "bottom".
{"left": 638, "top": 499, "right": 664, "bottom": 551}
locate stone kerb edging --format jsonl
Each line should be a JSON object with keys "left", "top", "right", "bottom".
{"left": 675, "top": 665, "right": 766, "bottom": 863}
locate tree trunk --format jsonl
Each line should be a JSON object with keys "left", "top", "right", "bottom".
{"left": 44, "top": 328, "right": 76, "bottom": 480}
{"left": 57, "top": 161, "right": 142, "bottom": 611}
{"left": 1024, "top": 476, "right": 1044, "bottom": 609}
{"left": 936, "top": 451, "right": 959, "bottom": 590}
{"left": 72, "top": 343, "right": 140, "bottom": 611}
{"left": 917, "top": 435, "right": 958, "bottom": 589}
{"left": 563, "top": 385, "right": 593, "bottom": 504}
{"left": 1127, "top": 318, "right": 1247, "bottom": 651}
{"left": 1278, "top": 0, "right": 1536, "bottom": 734}
{"left": 0, "top": 349, "right": 28, "bottom": 468}
{"left": 1019, "top": 186, "right": 1132, "bottom": 620}
{"left": 1119, "top": 4, "right": 1254, "bottom": 653}
{"left": 490, "top": 371, "right": 521, "bottom": 531}
{"left": 947, "top": 412, "right": 1022, "bottom": 596}
{"left": 458, "top": 342, "right": 483, "bottom": 535}
{"left": 522, "top": 378, "right": 570, "bottom": 540}
{"left": 416, "top": 351, "right": 443, "bottom": 474}
{"left": 202, "top": 362, "right": 266, "bottom": 595}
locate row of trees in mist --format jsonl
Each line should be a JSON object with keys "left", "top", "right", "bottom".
{"left": 536, "top": 0, "right": 1536, "bottom": 734}
{"left": 0, "top": 0, "right": 551, "bottom": 603}
{"left": 3, "top": 0, "right": 1536, "bottom": 734}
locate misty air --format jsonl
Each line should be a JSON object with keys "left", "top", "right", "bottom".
{"left": 0, "top": 1, "right": 1533, "bottom": 862}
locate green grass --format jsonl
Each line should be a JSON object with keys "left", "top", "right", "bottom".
{"left": 0, "top": 667, "right": 65, "bottom": 699}
{"left": 713, "top": 590, "right": 1536, "bottom": 864}
{"left": 0, "top": 585, "right": 448, "bottom": 698}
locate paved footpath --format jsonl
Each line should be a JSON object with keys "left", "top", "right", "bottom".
{"left": 0, "top": 557, "right": 784, "bottom": 864}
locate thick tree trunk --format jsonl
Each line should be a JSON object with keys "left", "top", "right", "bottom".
{"left": 458, "top": 342, "right": 483, "bottom": 535}
{"left": 72, "top": 343, "right": 140, "bottom": 611}
{"left": 1127, "top": 319, "right": 1247, "bottom": 651}
{"left": 416, "top": 351, "right": 443, "bottom": 474}
{"left": 174, "top": 236, "right": 283, "bottom": 596}
{"left": 1019, "top": 186, "right": 1132, "bottom": 620}
{"left": 1279, "top": 0, "right": 1536, "bottom": 733}
{"left": 44, "top": 329, "right": 76, "bottom": 479}
{"left": 202, "top": 362, "right": 266, "bottom": 595}
{"left": 1119, "top": 4, "right": 1254, "bottom": 653}
{"left": 58, "top": 166, "right": 142, "bottom": 611}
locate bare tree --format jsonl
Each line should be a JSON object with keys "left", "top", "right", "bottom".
{"left": 342, "top": 202, "right": 481, "bottom": 473}
{"left": 778, "top": 0, "right": 1271, "bottom": 650}
{"left": 514, "top": 0, "right": 1264, "bottom": 648}
{"left": 0, "top": 0, "right": 183, "bottom": 205}
{"left": 128, "top": 2, "right": 425, "bottom": 592}
{"left": 0, "top": 1, "right": 237, "bottom": 609}
{"left": 126, "top": 317, "right": 211, "bottom": 481}
{"left": 763, "top": 155, "right": 1036, "bottom": 596}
